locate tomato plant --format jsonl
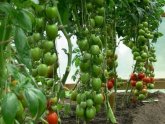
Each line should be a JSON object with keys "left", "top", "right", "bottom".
{"left": 0, "top": 0, "right": 164, "bottom": 124}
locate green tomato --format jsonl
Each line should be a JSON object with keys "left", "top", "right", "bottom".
{"left": 89, "top": 18, "right": 95, "bottom": 27}
{"left": 95, "top": 0, "right": 104, "bottom": 6}
{"left": 86, "top": 99, "right": 93, "bottom": 107}
{"left": 95, "top": 104, "right": 101, "bottom": 113}
{"left": 42, "top": 41, "right": 54, "bottom": 52}
{"left": 16, "top": 101, "right": 24, "bottom": 119}
{"left": 133, "top": 51, "right": 140, "bottom": 58}
{"left": 106, "top": 49, "right": 113, "bottom": 57}
{"left": 90, "top": 34, "right": 102, "bottom": 46}
{"left": 37, "top": 64, "right": 48, "bottom": 76}
{"left": 76, "top": 105, "right": 84, "bottom": 118}
{"left": 35, "top": 18, "right": 45, "bottom": 32}
{"left": 97, "top": 7, "right": 105, "bottom": 15}
{"left": 80, "top": 73, "right": 90, "bottom": 84}
{"left": 138, "top": 24, "right": 143, "bottom": 29}
{"left": 141, "top": 52, "right": 148, "bottom": 59}
{"left": 94, "top": 93, "right": 103, "bottom": 105}
{"left": 77, "top": 39, "right": 89, "bottom": 51}
{"left": 136, "top": 81, "right": 143, "bottom": 90}
{"left": 92, "top": 78, "right": 102, "bottom": 91}
{"left": 93, "top": 54, "right": 103, "bottom": 64}
{"left": 143, "top": 22, "right": 148, "bottom": 27}
{"left": 80, "top": 101, "right": 87, "bottom": 108}
{"left": 32, "top": 69, "right": 38, "bottom": 77}
{"left": 71, "top": 90, "right": 77, "bottom": 101}
{"left": 135, "top": 56, "right": 142, "bottom": 62}
{"left": 92, "top": 65, "right": 102, "bottom": 77}
{"left": 80, "top": 61, "right": 90, "bottom": 72}
{"left": 138, "top": 29, "right": 145, "bottom": 35}
{"left": 35, "top": 5, "right": 45, "bottom": 14}
{"left": 94, "top": 16, "right": 104, "bottom": 26}
{"left": 31, "top": 47, "right": 42, "bottom": 61}
{"left": 147, "top": 83, "right": 154, "bottom": 89}
{"left": 90, "top": 45, "right": 100, "bottom": 55}
{"left": 46, "top": 24, "right": 58, "bottom": 40}
{"left": 82, "top": 52, "right": 91, "bottom": 61}
{"left": 138, "top": 94, "right": 145, "bottom": 100}
{"left": 46, "top": 6, "right": 58, "bottom": 19}
{"left": 137, "top": 35, "right": 147, "bottom": 42}
{"left": 32, "top": 33, "right": 41, "bottom": 42}
{"left": 85, "top": 106, "right": 96, "bottom": 120}
{"left": 44, "top": 52, "right": 57, "bottom": 65}
{"left": 86, "top": 2, "right": 93, "bottom": 10}
{"left": 76, "top": 93, "right": 86, "bottom": 104}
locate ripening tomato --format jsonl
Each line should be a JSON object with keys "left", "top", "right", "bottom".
{"left": 47, "top": 112, "right": 58, "bottom": 124}
{"left": 150, "top": 77, "right": 155, "bottom": 83}
{"left": 141, "top": 88, "right": 148, "bottom": 95}
{"left": 130, "top": 80, "right": 136, "bottom": 87}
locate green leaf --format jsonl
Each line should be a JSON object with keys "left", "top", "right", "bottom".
{"left": 31, "top": 88, "right": 46, "bottom": 118}
{"left": 58, "top": 0, "right": 70, "bottom": 25}
{"left": 0, "top": 2, "right": 14, "bottom": 14}
{"left": 14, "top": 27, "right": 32, "bottom": 70}
{"left": 13, "top": 9, "right": 32, "bottom": 31}
{"left": 57, "top": 104, "right": 63, "bottom": 111}
{"left": 24, "top": 89, "right": 39, "bottom": 117}
{"left": 1, "top": 93, "right": 19, "bottom": 124}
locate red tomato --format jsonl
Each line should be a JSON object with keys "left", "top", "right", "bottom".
{"left": 130, "top": 80, "right": 136, "bottom": 87}
{"left": 108, "top": 78, "right": 115, "bottom": 85}
{"left": 138, "top": 73, "right": 145, "bottom": 80}
{"left": 142, "top": 77, "right": 150, "bottom": 83}
{"left": 130, "top": 73, "right": 137, "bottom": 81}
{"left": 107, "top": 81, "right": 113, "bottom": 90}
{"left": 47, "top": 112, "right": 58, "bottom": 124}
{"left": 150, "top": 77, "right": 155, "bottom": 83}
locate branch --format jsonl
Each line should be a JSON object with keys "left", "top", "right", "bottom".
{"left": 0, "top": 37, "right": 13, "bottom": 45}
{"left": 56, "top": 5, "right": 72, "bottom": 85}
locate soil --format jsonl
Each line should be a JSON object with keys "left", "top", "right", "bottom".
{"left": 60, "top": 92, "right": 165, "bottom": 124}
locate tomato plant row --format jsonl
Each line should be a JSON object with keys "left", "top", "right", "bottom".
{"left": 0, "top": 0, "right": 164, "bottom": 124}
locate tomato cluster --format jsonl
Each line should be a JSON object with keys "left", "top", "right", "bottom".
{"left": 27, "top": 2, "right": 59, "bottom": 123}
{"left": 72, "top": 0, "right": 107, "bottom": 121}
{"left": 127, "top": 21, "right": 157, "bottom": 101}
{"left": 27, "top": 2, "right": 59, "bottom": 90}
{"left": 130, "top": 72, "right": 155, "bottom": 101}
